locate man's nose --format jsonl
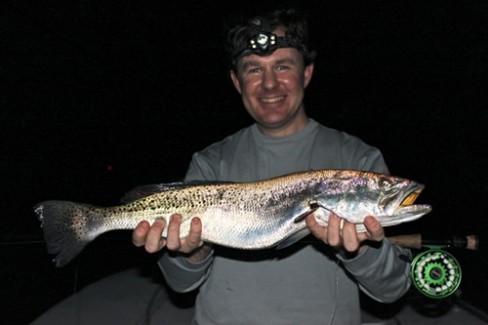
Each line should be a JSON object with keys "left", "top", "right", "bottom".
{"left": 262, "top": 69, "right": 279, "bottom": 90}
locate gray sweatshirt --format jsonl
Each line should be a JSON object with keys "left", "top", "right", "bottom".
{"left": 159, "top": 120, "right": 411, "bottom": 324}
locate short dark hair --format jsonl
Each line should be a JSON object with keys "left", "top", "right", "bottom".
{"left": 227, "top": 9, "right": 317, "bottom": 70}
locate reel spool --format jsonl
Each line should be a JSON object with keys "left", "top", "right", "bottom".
{"left": 410, "top": 248, "right": 462, "bottom": 299}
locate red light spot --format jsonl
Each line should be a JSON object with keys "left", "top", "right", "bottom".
{"left": 107, "top": 164, "right": 113, "bottom": 172}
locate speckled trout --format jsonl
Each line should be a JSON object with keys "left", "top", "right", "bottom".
{"left": 34, "top": 169, "right": 431, "bottom": 266}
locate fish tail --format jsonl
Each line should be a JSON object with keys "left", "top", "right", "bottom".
{"left": 34, "top": 200, "right": 103, "bottom": 267}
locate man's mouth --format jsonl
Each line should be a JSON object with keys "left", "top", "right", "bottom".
{"left": 260, "top": 96, "right": 285, "bottom": 104}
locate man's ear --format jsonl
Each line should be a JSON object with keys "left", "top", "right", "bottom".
{"left": 304, "top": 63, "right": 314, "bottom": 88}
{"left": 230, "top": 70, "right": 242, "bottom": 94}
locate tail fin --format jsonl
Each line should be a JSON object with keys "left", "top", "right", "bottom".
{"left": 34, "top": 200, "right": 100, "bottom": 267}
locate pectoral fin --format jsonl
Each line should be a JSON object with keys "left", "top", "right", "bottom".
{"left": 276, "top": 201, "right": 331, "bottom": 249}
{"left": 292, "top": 201, "right": 323, "bottom": 223}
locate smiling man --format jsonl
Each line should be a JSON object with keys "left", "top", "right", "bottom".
{"left": 132, "top": 8, "right": 413, "bottom": 324}
{"left": 229, "top": 31, "right": 314, "bottom": 136}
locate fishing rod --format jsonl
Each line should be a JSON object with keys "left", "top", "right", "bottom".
{"left": 388, "top": 234, "right": 478, "bottom": 250}
{"left": 6, "top": 231, "right": 476, "bottom": 299}
{"left": 388, "top": 234, "right": 479, "bottom": 299}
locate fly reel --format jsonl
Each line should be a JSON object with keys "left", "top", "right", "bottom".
{"left": 410, "top": 248, "right": 462, "bottom": 299}
{"left": 388, "top": 234, "right": 477, "bottom": 299}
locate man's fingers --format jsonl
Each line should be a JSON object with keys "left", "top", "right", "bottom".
{"left": 165, "top": 214, "right": 182, "bottom": 250}
{"left": 132, "top": 220, "right": 150, "bottom": 247}
{"left": 363, "top": 216, "right": 384, "bottom": 241}
{"left": 150, "top": 214, "right": 205, "bottom": 254}
{"left": 305, "top": 214, "right": 328, "bottom": 244}
{"left": 342, "top": 221, "right": 360, "bottom": 252}
{"left": 327, "top": 213, "right": 342, "bottom": 247}
{"left": 145, "top": 218, "right": 167, "bottom": 253}
{"left": 185, "top": 217, "right": 203, "bottom": 248}
{"left": 306, "top": 213, "right": 385, "bottom": 254}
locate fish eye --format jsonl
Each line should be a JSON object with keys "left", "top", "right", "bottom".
{"left": 378, "top": 177, "right": 393, "bottom": 189}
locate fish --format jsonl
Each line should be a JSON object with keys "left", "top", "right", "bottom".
{"left": 34, "top": 169, "right": 432, "bottom": 267}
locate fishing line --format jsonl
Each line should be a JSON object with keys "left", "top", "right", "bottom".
{"left": 142, "top": 286, "right": 170, "bottom": 325}
{"left": 327, "top": 259, "right": 339, "bottom": 325}
{"left": 73, "top": 265, "right": 79, "bottom": 294}
{"left": 0, "top": 240, "right": 45, "bottom": 245}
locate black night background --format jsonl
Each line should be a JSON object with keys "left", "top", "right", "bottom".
{"left": 2, "top": 1, "right": 487, "bottom": 323}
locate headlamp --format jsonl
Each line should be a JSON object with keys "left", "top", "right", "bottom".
{"left": 250, "top": 32, "right": 278, "bottom": 52}
{"left": 231, "top": 31, "right": 306, "bottom": 65}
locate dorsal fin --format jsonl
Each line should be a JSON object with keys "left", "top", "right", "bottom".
{"left": 120, "top": 183, "right": 181, "bottom": 203}
{"left": 120, "top": 180, "right": 236, "bottom": 203}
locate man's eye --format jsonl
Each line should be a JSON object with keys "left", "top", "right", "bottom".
{"left": 276, "top": 65, "right": 290, "bottom": 71}
{"left": 248, "top": 67, "right": 261, "bottom": 73}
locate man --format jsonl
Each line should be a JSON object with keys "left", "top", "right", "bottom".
{"left": 133, "top": 9, "right": 411, "bottom": 324}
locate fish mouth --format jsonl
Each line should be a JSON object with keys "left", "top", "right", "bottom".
{"left": 400, "top": 189, "right": 422, "bottom": 207}
{"left": 383, "top": 183, "right": 426, "bottom": 215}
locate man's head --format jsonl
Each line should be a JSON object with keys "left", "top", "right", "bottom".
{"left": 227, "top": 9, "right": 316, "bottom": 71}
{"left": 227, "top": 9, "right": 316, "bottom": 137}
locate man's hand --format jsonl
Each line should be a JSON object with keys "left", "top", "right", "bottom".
{"left": 305, "top": 212, "right": 385, "bottom": 254}
{"left": 132, "top": 214, "right": 206, "bottom": 255}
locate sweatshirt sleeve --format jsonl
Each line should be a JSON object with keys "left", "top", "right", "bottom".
{"left": 157, "top": 153, "right": 217, "bottom": 292}
{"left": 158, "top": 251, "right": 214, "bottom": 293}
{"left": 339, "top": 239, "right": 412, "bottom": 302}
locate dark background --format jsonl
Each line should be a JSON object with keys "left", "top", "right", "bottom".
{"left": 2, "top": 1, "right": 487, "bottom": 323}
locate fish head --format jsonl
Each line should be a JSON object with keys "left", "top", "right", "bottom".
{"left": 312, "top": 171, "right": 432, "bottom": 228}
{"left": 373, "top": 174, "right": 419, "bottom": 212}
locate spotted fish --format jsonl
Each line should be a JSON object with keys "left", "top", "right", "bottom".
{"left": 34, "top": 169, "right": 431, "bottom": 266}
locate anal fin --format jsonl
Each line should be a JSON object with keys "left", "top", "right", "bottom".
{"left": 276, "top": 228, "right": 311, "bottom": 250}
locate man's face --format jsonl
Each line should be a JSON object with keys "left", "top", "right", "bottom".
{"left": 230, "top": 47, "right": 314, "bottom": 136}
